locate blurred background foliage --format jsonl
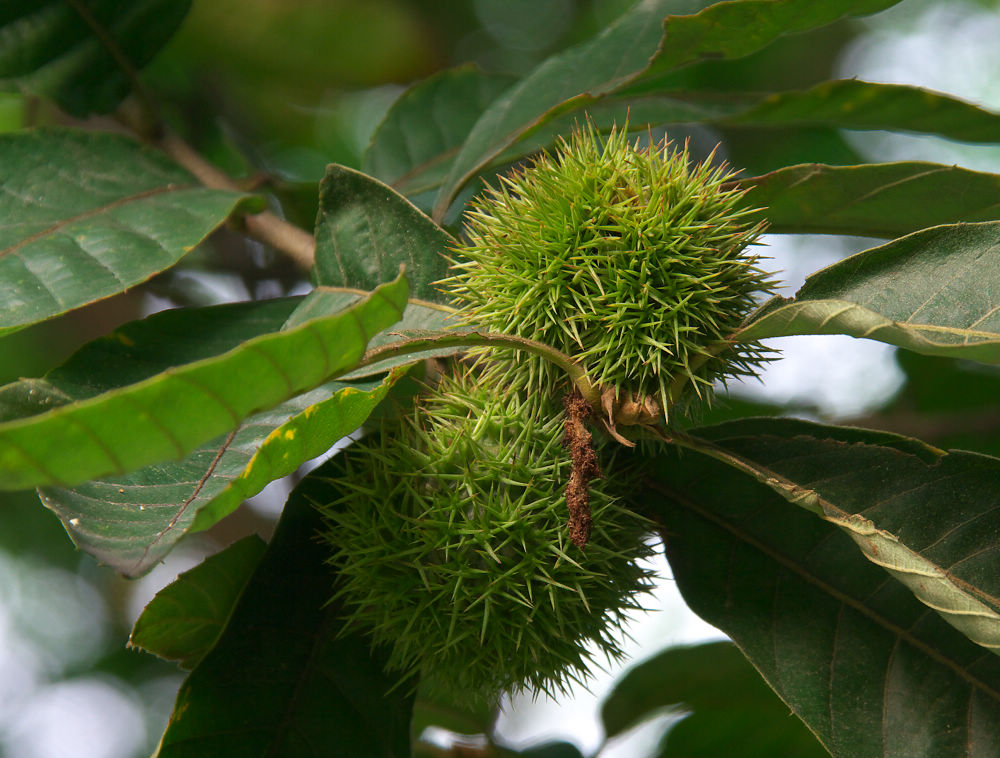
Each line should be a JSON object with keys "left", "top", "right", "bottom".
{"left": 4, "top": 1, "right": 1000, "bottom": 756}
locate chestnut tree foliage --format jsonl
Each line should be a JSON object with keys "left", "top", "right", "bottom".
{"left": 4, "top": 1, "right": 1000, "bottom": 756}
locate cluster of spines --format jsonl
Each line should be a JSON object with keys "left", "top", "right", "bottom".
{"left": 444, "top": 124, "right": 776, "bottom": 418}
{"left": 317, "top": 371, "right": 655, "bottom": 701}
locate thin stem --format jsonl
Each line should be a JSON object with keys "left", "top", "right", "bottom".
{"left": 347, "top": 330, "right": 601, "bottom": 408}
{"left": 157, "top": 133, "right": 316, "bottom": 269}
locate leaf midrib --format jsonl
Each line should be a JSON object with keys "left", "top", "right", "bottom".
{"left": 0, "top": 183, "right": 198, "bottom": 260}
{"left": 650, "top": 478, "right": 1000, "bottom": 702}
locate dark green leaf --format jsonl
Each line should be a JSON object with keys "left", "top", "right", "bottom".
{"left": 363, "top": 65, "right": 517, "bottom": 197}
{"left": 0, "top": 0, "right": 190, "bottom": 115}
{"left": 431, "top": 0, "right": 675, "bottom": 219}
{"left": 676, "top": 417, "right": 1000, "bottom": 654}
{"left": 432, "top": 0, "right": 899, "bottom": 217}
{"left": 722, "top": 79, "right": 1000, "bottom": 143}
{"left": 602, "top": 641, "right": 827, "bottom": 757}
{"left": 0, "top": 275, "right": 407, "bottom": 491}
{"left": 398, "top": 75, "right": 1000, "bottom": 202}
{"left": 314, "top": 165, "right": 454, "bottom": 302}
{"left": 641, "top": 443, "right": 1000, "bottom": 758}
{"left": 154, "top": 463, "right": 413, "bottom": 757}
{"left": 725, "top": 126, "right": 866, "bottom": 177}
{"left": 738, "top": 222, "right": 1000, "bottom": 363}
{"left": 129, "top": 535, "right": 267, "bottom": 669}
{"left": 739, "top": 162, "right": 1000, "bottom": 237}
{"left": 0, "top": 128, "right": 255, "bottom": 335}
{"left": 646, "top": 1, "right": 899, "bottom": 75}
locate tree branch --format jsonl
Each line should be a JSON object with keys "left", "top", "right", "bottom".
{"left": 156, "top": 132, "right": 316, "bottom": 269}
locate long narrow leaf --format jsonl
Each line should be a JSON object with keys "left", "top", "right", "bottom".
{"left": 739, "top": 162, "right": 1000, "bottom": 237}
{"left": 39, "top": 371, "right": 403, "bottom": 576}
{"left": 737, "top": 222, "right": 1000, "bottom": 363}
{"left": 724, "top": 79, "right": 1000, "bottom": 143}
{"left": 433, "top": 0, "right": 899, "bottom": 216}
{"left": 0, "top": 274, "right": 407, "bottom": 491}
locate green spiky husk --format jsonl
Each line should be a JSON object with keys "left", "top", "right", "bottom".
{"left": 316, "top": 370, "right": 655, "bottom": 701}
{"left": 444, "top": 124, "right": 776, "bottom": 417}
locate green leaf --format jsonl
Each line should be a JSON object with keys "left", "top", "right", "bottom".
{"left": 154, "top": 463, "right": 413, "bottom": 758}
{"left": 0, "top": 0, "right": 191, "bottom": 115}
{"left": 3, "top": 293, "right": 410, "bottom": 575}
{"left": 602, "top": 641, "right": 827, "bottom": 757}
{"left": 288, "top": 289, "right": 458, "bottom": 379}
{"left": 129, "top": 535, "right": 267, "bottom": 669}
{"left": 739, "top": 162, "right": 1000, "bottom": 237}
{"left": 0, "top": 274, "right": 407, "bottom": 491}
{"left": 388, "top": 74, "right": 1000, "bottom": 202}
{"left": 646, "top": 0, "right": 898, "bottom": 75}
{"left": 400, "top": 77, "right": 1000, "bottom": 203}
{"left": 737, "top": 222, "right": 1000, "bottom": 363}
{"left": 432, "top": 0, "right": 899, "bottom": 217}
{"left": 676, "top": 417, "right": 1000, "bottom": 655}
{"left": 431, "top": 0, "right": 674, "bottom": 218}
{"left": 722, "top": 79, "right": 1000, "bottom": 143}
{"left": 0, "top": 128, "right": 254, "bottom": 334}
{"left": 39, "top": 371, "right": 403, "bottom": 576}
{"left": 314, "top": 165, "right": 455, "bottom": 302}
{"left": 641, "top": 443, "right": 1000, "bottom": 758}
{"left": 363, "top": 64, "right": 517, "bottom": 197}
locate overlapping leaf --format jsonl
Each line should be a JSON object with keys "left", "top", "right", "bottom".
{"left": 737, "top": 221, "right": 1000, "bottom": 362}
{"left": 288, "top": 288, "right": 458, "bottom": 379}
{"left": 371, "top": 76, "right": 1000, "bottom": 205}
{"left": 723, "top": 79, "right": 1000, "bottom": 142}
{"left": 644, "top": 0, "right": 898, "bottom": 76}
{"left": 738, "top": 162, "right": 1000, "bottom": 237}
{"left": 363, "top": 65, "right": 517, "bottom": 197}
{"left": 0, "top": 289, "right": 414, "bottom": 574}
{"left": 677, "top": 417, "right": 1000, "bottom": 653}
{"left": 314, "top": 165, "right": 454, "bottom": 302}
{"left": 0, "top": 275, "right": 407, "bottom": 491}
{"left": 432, "top": 0, "right": 900, "bottom": 217}
{"left": 39, "top": 370, "right": 402, "bottom": 576}
{"left": 130, "top": 535, "right": 266, "bottom": 668}
{"left": 0, "top": 128, "right": 255, "bottom": 335}
{"left": 602, "top": 641, "right": 827, "bottom": 757}
{"left": 0, "top": 0, "right": 191, "bottom": 115}
{"left": 642, "top": 442, "right": 1000, "bottom": 757}
{"left": 154, "top": 464, "right": 413, "bottom": 757}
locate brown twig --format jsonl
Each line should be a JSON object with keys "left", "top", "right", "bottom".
{"left": 156, "top": 132, "right": 316, "bottom": 269}
{"left": 563, "top": 390, "right": 600, "bottom": 549}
